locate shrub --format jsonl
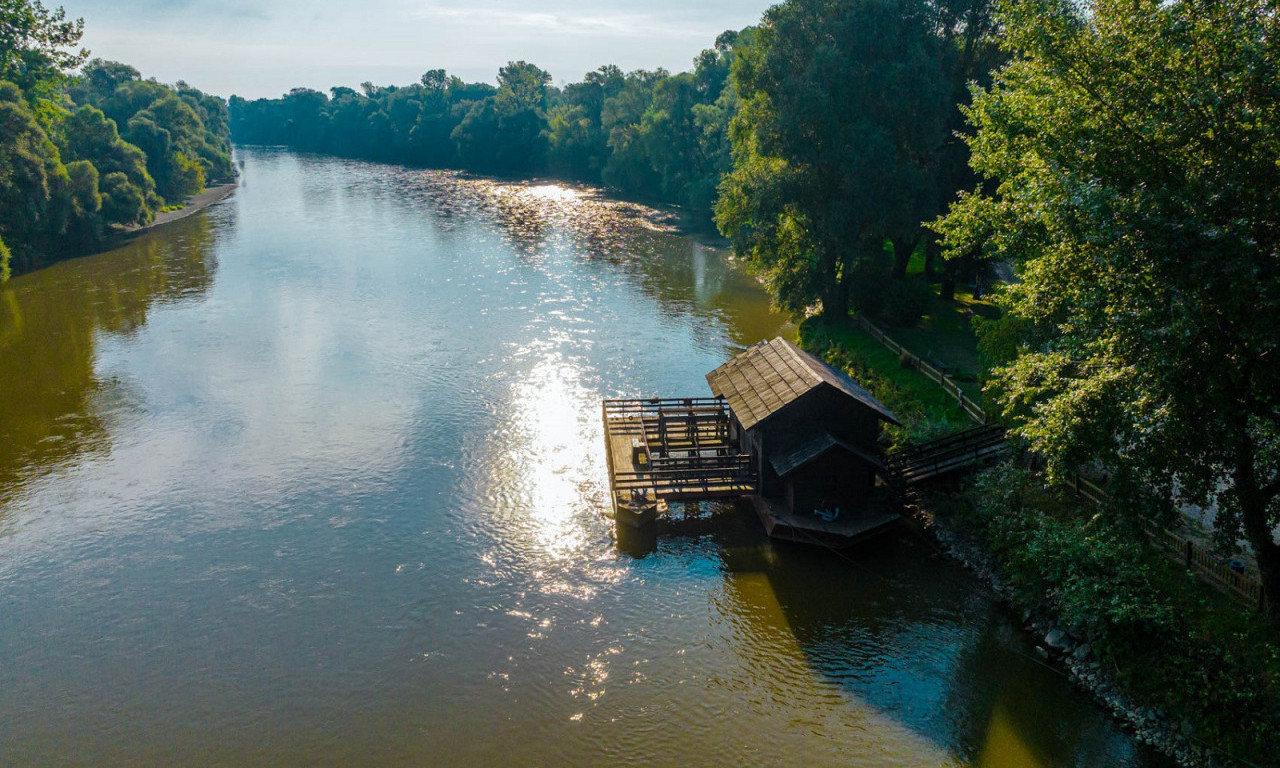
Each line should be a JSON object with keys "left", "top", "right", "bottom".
{"left": 951, "top": 463, "right": 1280, "bottom": 763}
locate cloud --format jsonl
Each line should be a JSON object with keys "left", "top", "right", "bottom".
{"left": 409, "top": 3, "right": 706, "bottom": 40}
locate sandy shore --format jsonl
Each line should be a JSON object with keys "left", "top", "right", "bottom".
{"left": 124, "top": 182, "right": 238, "bottom": 234}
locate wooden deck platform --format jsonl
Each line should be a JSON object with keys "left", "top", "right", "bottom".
{"left": 602, "top": 397, "right": 756, "bottom": 527}
{"left": 751, "top": 494, "right": 902, "bottom": 549}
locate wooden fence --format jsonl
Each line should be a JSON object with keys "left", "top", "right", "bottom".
{"left": 854, "top": 315, "right": 1268, "bottom": 612}
{"left": 854, "top": 316, "right": 988, "bottom": 424}
{"left": 1066, "top": 475, "right": 1265, "bottom": 610}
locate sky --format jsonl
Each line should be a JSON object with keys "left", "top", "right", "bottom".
{"left": 60, "top": 0, "right": 778, "bottom": 100}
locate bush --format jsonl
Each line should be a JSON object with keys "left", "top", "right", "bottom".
{"left": 950, "top": 463, "right": 1280, "bottom": 763}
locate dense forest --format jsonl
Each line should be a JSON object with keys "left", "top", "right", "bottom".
{"left": 0, "top": 0, "right": 231, "bottom": 280}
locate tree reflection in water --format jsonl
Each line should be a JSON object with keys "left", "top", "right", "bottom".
{"left": 0, "top": 214, "right": 220, "bottom": 509}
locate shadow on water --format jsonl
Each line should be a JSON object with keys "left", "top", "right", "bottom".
{"left": 0, "top": 212, "right": 221, "bottom": 510}
{"left": 703, "top": 509, "right": 1173, "bottom": 768}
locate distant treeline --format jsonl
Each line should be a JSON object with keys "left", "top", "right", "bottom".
{"left": 229, "top": 31, "right": 748, "bottom": 222}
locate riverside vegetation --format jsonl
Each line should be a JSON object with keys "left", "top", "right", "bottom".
{"left": 0, "top": 0, "right": 231, "bottom": 280}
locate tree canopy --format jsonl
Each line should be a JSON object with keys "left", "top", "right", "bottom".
{"left": 935, "top": 0, "right": 1280, "bottom": 612}
{"left": 0, "top": 0, "right": 84, "bottom": 94}
{"left": 0, "top": 2, "right": 230, "bottom": 279}
{"left": 229, "top": 34, "right": 751, "bottom": 220}
{"left": 715, "top": 0, "right": 1000, "bottom": 319}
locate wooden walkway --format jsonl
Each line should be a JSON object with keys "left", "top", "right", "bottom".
{"left": 885, "top": 425, "right": 1009, "bottom": 488}
{"left": 602, "top": 398, "right": 756, "bottom": 526}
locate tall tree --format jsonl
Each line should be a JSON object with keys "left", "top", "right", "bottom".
{"left": 0, "top": 0, "right": 84, "bottom": 96}
{"left": 936, "top": 0, "right": 1280, "bottom": 613}
{"left": 452, "top": 61, "right": 550, "bottom": 175}
{"left": 716, "top": 0, "right": 946, "bottom": 318}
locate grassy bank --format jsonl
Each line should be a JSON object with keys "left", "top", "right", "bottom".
{"left": 799, "top": 315, "right": 976, "bottom": 445}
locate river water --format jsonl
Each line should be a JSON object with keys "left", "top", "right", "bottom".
{"left": 0, "top": 149, "right": 1167, "bottom": 767}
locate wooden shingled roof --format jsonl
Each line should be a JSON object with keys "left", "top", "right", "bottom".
{"left": 705, "top": 337, "right": 901, "bottom": 431}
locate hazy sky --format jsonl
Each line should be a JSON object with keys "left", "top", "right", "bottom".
{"left": 60, "top": 0, "right": 777, "bottom": 99}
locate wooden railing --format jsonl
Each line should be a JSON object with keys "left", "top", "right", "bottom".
{"left": 854, "top": 316, "right": 987, "bottom": 424}
{"left": 1069, "top": 475, "right": 1266, "bottom": 611}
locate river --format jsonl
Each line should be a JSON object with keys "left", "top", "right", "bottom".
{"left": 0, "top": 149, "right": 1168, "bottom": 767}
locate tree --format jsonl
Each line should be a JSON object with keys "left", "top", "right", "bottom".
{"left": 0, "top": 0, "right": 85, "bottom": 94}
{"left": 452, "top": 61, "right": 550, "bottom": 175}
{"left": 716, "top": 0, "right": 946, "bottom": 318}
{"left": 0, "top": 79, "right": 73, "bottom": 272}
{"left": 74, "top": 58, "right": 138, "bottom": 103}
{"left": 935, "top": 0, "right": 1280, "bottom": 613}
{"left": 60, "top": 104, "right": 158, "bottom": 224}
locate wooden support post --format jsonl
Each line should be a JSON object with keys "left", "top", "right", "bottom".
{"left": 1185, "top": 540, "right": 1193, "bottom": 569}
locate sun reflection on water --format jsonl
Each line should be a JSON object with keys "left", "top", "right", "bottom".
{"left": 503, "top": 353, "right": 606, "bottom": 558}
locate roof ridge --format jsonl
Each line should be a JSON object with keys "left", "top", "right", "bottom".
{"left": 777, "top": 337, "right": 822, "bottom": 386}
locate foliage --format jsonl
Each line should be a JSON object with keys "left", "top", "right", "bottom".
{"left": 951, "top": 463, "right": 1280, "bottom": 763}
{"left": 0, "top": 230, "right": 9, "bottom": 282}
{"left": 59, "top": 104, "right": 157, "bottom": 225}
{"left": 0, "top": 78, "right": 77, "bottom": 273}
{"left": 452, "top": 61, "right": 550, "bottom": 175}
{"left": 0, "top": 4, "right": 229, "bottom": 276}
{"left": 716, "top": 0, "right": 948, "bottom": 319}
{"left": 715, "top": 0, "right": 1002, "bottom": 321}
{"left": 934, "top": 0, "right": 1280, "bottom": 612}
{"left": 0, "top": 0, "right": 85, "bottom": 95}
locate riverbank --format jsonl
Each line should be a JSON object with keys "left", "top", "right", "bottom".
{"left": 914, "top": 467, "right": 1280, "bottom": 767}
{"left": 123, "top": 181, "right": 238, "bottom": 235}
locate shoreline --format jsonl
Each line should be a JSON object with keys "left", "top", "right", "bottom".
{"left": 123, "top": 181, "right": 238, "bottom": 236}
{"left": 922, "top": 503, "right": 1215, "bottom": 767}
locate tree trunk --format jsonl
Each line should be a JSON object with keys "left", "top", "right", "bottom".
{"left": 924, "top": 237, "right": 941, "bottom": 282}
{"left": 1233, "top": 430, "right": 1280, "bottom": 618}
{"left": 939, "top": 260, "right": 957, "bottom": 302}
{"left": 822, "top": 285, "right": 849, "bottom": 321}
{"left": 820, "top": 250, "right": 849, "bottom": 320}
{"left": 891, "top": 236, "right": 916, "bottom": 280}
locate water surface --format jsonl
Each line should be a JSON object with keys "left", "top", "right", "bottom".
{"left": 0, "top": 149, "right": 1166, "bottom": 767}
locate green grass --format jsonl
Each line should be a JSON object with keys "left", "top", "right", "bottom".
{"left": 800, "top": 316, "right": 976, "bottom": 443}
{"left": 889, "top": 290, "right": 999, "bottom": 395}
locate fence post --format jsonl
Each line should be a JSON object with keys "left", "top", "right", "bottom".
{"left": 1185, "top": 540, "right": 1193, "bottom": 569}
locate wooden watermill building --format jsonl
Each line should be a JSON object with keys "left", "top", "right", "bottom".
{"left": 603, "top": 337, "right": 904, "bottom": 547}
{"left": 706, "top": 337, "right": 902, "bottom": 546}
